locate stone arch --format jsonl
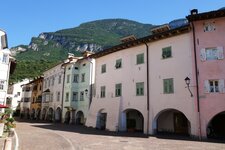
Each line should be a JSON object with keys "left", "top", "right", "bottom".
{"left": 207, "top": 111, "right": 225, "bottom": 139}
{"left": 42, "top": 108, "right": 47, "bottom": 120}
{"left": 153, "top": 108, "right": 191, "bottom": 135}
{"left": 64, "top": 111, "right": 71, "bottom": 124}
{"left": 36, "top": 108, "right": 41, "bottom": 120}
{"left": 75, "top": 111, "right": 85, "bottom": 125}
{"left": 31, "top": 108, "right": 35, "bottom": 120}
{"left": 47, "top": 107, "right": 54, "bottom": 122}
{"left": 25, "top": 108, "right": 30, "bottom": 119}
{"left": 55, "top": 107, "right": 62, "bottom": 123}
{"left": 96, "top": 109, "right": 107, "bottom": 130}
{"left": 120, "top": 108, "right": 144, "bottom": 133}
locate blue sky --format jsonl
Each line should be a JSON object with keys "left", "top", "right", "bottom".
{"left": 1, "top": 0, "right": 225, "bottom": 48}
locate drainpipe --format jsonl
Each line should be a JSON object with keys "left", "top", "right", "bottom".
{"left": 143, "top": 41, "right": 150, "bottom": 135}
{"left": 191, "top": 22, "right": 202, "bottom": 140}
{"left": 61, "top": 65, "right": 66, "bottom": 123}
{"left": 88, "top": 58, "right": 93, "bottom": 108}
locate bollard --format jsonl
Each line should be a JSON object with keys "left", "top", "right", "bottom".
{"left": 3, "top": 138, "right": 12, "bottom": 150}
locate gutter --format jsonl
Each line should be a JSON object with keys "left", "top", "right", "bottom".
{"left": 143, "top": 41, "right": 150, "bottom": 135}
{"left": 191, "top": 22, "right": 202, "bottom": 140}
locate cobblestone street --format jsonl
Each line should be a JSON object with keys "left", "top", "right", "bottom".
{"left": 14, "top": 120, "right": 225, "bottom": 150}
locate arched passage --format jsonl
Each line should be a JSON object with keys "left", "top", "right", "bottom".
{"left": 25, "top": 108, "right": 30, "bottom": 119}
{"left": 55, "top": 107, "right": 62, "bottom": 123}
{"left": 96, "top": 109, "right": 107, "bottom": 130}
{"left": 42, "top": 108, "right": 47, "bottom": 120}
{"left": 154, "top": 109, "right": 190, "bottom": 135}
{"left": 31, "top": 108, "right": 35, "bottom": 120}
{"left": 36, "top": 108, "right": 41, "bottom": 120}
{"left": 121, "top": 109, "right": 144, "bottom": 132}
{"left": 47, "top": 108, "right": 54, "bottom": 122}
{"left": 64, "top": 111, "right": 70, "bottom": 124}
{"left": 207, "top": 111, "right": 225, "bottom": 139}
{"left": 76, "top": 111, "right": 85, "bottom": 125}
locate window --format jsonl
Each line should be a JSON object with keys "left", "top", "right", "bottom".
{"left": 201, "top": 47, "right": 224, "bottom": 61}
{"left": 48, "top": 79, "right": 50, "bottom": 87}
{"left": 209, "top": 80, "right": 219, "bottom": 93}
{"left": 73, "top": 74, "right": 79, "bottom": 83}
{"left": 67, "top": 74, "right": 70, "bottom": 83}
{"left": 58, "top": 75, "right": 61, "bottom": 84}
{"left": 204, "top": 80, "right": 225, "bottom": 93}
{"left": 72, "top": 92, "right": 78, "bottom": 101}
{"left": 83, "top": 63, "right": 86, "bottom": 66}
{"left": 203, "top": 22, "right": 215, "bottom": 32}
{"left": 163, "top": 78, "right": 174, "bottom": 94}
{"left": 44, "top": 80, "right": 47, "bottom": 88}
{"left": 115, "top": 83, "right": 122, "bottom": 97}
{"left": 57, "top": 92, "right": 60, "bottom": 101}
{"left": 50, "top": 93, "right": 53, "bottom": 102}
{"left": 74, "top": 67, "right": 79, "bottom": 70}
{"left": 136, "top": 53, "right": 144, "bottom": 64}
{"left": 101, "top": 64, "right": 106, "bottom": 73}
{"left": 136, "top": 82, "right": 144, "bottom": 96}
{"left": 81, "top": 73, "right": 85, "bottom": 82}
{"left": 65, "top": 92, "right": 69, "bottom": 102}
{"left": 80, "top": 91, "right": 84, "bottom": 101}
{"left": 115, "top": 59, "right": 122, "bottom": 69}
{"left": 0, "top": 80, "right": 4, "bottom": 90}
{"left": 52, "top": 77, "right": 55, "bottom": 86}
{"left": 162, "top": 46, "right": 172, "bottom": 59}
{"left": 100, "top": 86, "right": 106, "bottom": 98}
{"left": 2, "top": 54, "right": 8, "bottom": 63}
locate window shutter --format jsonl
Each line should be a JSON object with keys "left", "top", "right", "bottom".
{"left": 217, "top": 46, "right": 224, "bottom": 60}
{"left": 200, "top": 48, "right": 206, "bottom": 61}
{"left": 204, "top": 80, "right": 210, "bottom": 93}
{"left": 219, "top": 79, "right": 225, "bottom": 93}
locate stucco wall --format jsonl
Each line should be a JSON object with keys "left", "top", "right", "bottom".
{"left": 148, "top": 32, "right": 198, "bottom": 136}
{"left": 86, "top": 45, "right": 148, "bottom": 133}
{"left": 193, "top": 17, "right": 225, "bottom": 137}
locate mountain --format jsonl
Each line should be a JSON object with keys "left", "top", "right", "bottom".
{"left": 10, "top": 19, "right": 156, "bottom": 82}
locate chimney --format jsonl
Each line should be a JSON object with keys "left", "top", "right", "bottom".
{"left": 191, "top": 9, "right": 198, "bottom": 15}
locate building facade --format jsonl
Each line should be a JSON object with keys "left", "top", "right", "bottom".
{"left": 0, "top": 29, "right": 15, "bottom": 112}
{"left": 147, "top": 25, "right": 198, "bottom": 137}
{"left": 62, "top": 52, "right": 95, "bottom": 125}
{"left": 86, "top": 42, "right": 148, "bottom": 133}
{"left": 187, "top": 9, "right": 225, "bottom": 139}
{"left": 30, "top": 77, "right": 43, "bottom": 120}
{"left": 20, "top": 82, "right": 33, "bottom": 119}
{"left": 42, "top": 63, "right": 64, "bottom": 122}
{"left": 7, "top": 79, "right": 30, "bottom": 112}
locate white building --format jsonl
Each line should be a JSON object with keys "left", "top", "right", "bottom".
{"left": 0, "top": 29, "right": 16, "bottom": 112}
{"left": 20, "top": 82, "right": 33, "bottom": 118}
{"left": 42, "top": 62, "right": 64, "bottom": 122}
{"left": 7, "top": 79, "right": 30, "bottom": 111}
{"left": 86, "top": 37, "right": 148, "bottom": 133}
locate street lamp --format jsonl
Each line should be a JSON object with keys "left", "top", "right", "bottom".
{"left": 85, "top": 89, "right": 88, "bottom": 96}
{"left": 184, "top": 77, "right": 193, "bottom": 97}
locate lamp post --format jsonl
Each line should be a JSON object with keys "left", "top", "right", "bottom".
{"left": 184, "top": 77, "right": 193, "bottom": 97}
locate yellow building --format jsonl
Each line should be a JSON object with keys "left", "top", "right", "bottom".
{"left": 30, "top": 77, "right": 43, "bottom": 120}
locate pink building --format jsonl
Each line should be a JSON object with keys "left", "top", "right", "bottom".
{"left": 187, "top": 8, "right": 225, "bottom": 139}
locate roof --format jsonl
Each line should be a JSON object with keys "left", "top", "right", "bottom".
{"left": 90, "top": 24, "right": 190, "bottom": 58}
{"left": 187, "top": 9, "right": 225, "bottom": 21}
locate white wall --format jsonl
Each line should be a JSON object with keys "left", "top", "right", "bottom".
{"left": 86, "top": 45, "right": 148, "bottom": 133}
{"left": 148, "top": 33, "right": 198, "bottom": 136}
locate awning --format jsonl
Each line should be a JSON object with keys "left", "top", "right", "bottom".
{"left": 0, "top": 104, "right": 9, "bottom": 108}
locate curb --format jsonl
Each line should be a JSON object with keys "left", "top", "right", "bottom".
{"left": 3, "top": 129, "right": 19, "bottom": 150}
